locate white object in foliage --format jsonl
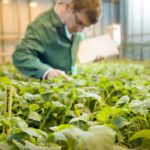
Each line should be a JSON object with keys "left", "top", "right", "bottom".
{"left": 78, "top": 34, "right": 119, "bottom": 64}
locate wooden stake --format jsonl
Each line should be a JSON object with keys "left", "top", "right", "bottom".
{"left": 3, "top": 85, "right": 13, "bottom": 134}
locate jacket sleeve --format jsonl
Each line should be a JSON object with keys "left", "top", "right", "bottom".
{"left": 12, "top": 25, "right": 51, "bottom": 79}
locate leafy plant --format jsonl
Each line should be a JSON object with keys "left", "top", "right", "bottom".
{"left": 0, "top": 60, "right": 150, "bottom": 149}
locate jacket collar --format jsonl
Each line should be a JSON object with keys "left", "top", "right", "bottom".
{"left": 49, "top": 7, "right": 63, "bottom": 28}
{"left": 49, "top": 7, "right": 74, "bottom": 42}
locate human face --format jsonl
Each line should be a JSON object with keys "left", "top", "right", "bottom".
{"left": 64, "top": 9, "right": 91, "bottom": 33}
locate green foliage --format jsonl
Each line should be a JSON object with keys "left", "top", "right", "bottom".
{"left": 0, "top": 61, "right": 150, "bottom": 149}
{"left": 50, "top": 125, "right": 115, "bottom": 150}
{"left": 129, "top": 130, "right": 150, "bottom": 141}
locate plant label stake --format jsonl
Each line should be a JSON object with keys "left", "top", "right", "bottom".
{"left": 3, "top": 85, "right": 13, "bottom": 134}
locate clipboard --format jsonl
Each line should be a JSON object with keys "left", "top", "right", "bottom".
{"left": 78, "top": 34, "right": 119, "bottom": 64}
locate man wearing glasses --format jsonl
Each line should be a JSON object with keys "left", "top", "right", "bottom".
{"left": 12, "top": 0, "right": 102, "bottom": 79}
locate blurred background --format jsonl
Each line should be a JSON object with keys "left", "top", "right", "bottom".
{"left": 0, "top": 0, "right": 150, "bottom": 64}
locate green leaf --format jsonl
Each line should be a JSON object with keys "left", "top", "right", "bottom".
{"left": 28, "top": 111, "right": 42, "bottom": 121}
{"left": 49, "top": 124, "right": 72, "bottom": 132}
{"left": 24, "top": 93, "right": 38, "bottom": 101}
{"left": 29, "top": 104, "right": 40, "bottom": 111}
{"left": 54, "top": 132, "right": 68, "bottom": 141}
{"left": 74, "top": 79, "right": 87, "bottom": 86}
{"left": 21, "top": 128, "right": 41, "bottom": 137}
{"left": 111, "top": 108, "right": 128, "bottom": 116}
{"left": 12, "top": 139, "right": 24, "bottom": 150}
{"left": 52, "top": 101, "right": 65, "bottom": 108}
{"left": 78, "top": 89, "right": 102, "bottom": 101}
{"left": 142, "top": 98, "right": 150, "bottom": 108}
{"left": 96, "top": 107, "right": 112, "bottom": 122}
{"left": 0, "top": 77, "right": 11, "bottom": 84}
{"left": 69, "top": 114, "right": 89, "bottom": 123}
{"left": 11, "top": 117, "right": 28, "bottom": 129}
{"left": 24, "top": 140, "right": 61, "bottom": 150}
{"left": 129, "top": 100, "right": 143, "bottom": 113}
{"left": 53, "top": 125, "right": 115, "bottom": 150}
{"left": 87, "top": 125, "right": 115, "bottom": 150}
{"left": 113, "top": 145, "right": 129, "bottom": 150}
{"left": 116, "top": 95, "right": 130, "bottom": 106}
{"left": 0, "top": 141, "right": 16, "bottom": 150}
{"left": 41, "top": 92, "right": 52, "bottom": 101}
{"left": 129, "top": 130, "right": 150, "bottom": 141}
{"left": 43, "top": 102, "right": 52, "bottom": 109}
{"left": 112, "top": 116, "right": 130, "bottom": 129}
{"left": 129, "top": 100, "right": 149, "bottom": 115}
{"left": 0, "top": 118, "right": 11, "bottom": 128}
{"left": 0, "top": 134, "right": 7, "bottom": 141}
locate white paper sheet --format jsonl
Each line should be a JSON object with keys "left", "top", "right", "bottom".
{"left": 78, "top": 34, "right": 119, "bottom": 64}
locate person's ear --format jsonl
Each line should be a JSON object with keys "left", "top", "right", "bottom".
{"left": 66, "top": 3, "right": 74, "bottom": 12}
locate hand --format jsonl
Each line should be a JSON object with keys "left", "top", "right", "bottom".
{"left": 46, "top": 69, "right": 72, "bottom": 80}
{"left": 94, "top": 55, "right": 104, "bottom": 62}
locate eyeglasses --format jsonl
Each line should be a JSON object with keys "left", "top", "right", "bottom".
{"left": 74, "top": 12, "right": 90, "bottom": 28}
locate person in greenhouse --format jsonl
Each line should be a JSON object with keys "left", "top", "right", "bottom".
{"left": 12, "top": 0, "right": 102, "bottom": 79}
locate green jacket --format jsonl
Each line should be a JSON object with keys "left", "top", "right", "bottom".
{"left": 12, "top": 7, "right": 82, "bottom": 79}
